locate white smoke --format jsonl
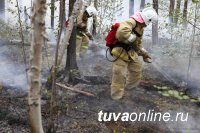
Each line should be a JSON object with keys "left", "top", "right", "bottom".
{"left": 0, "top": 42, "right": 28, "bottom": 90}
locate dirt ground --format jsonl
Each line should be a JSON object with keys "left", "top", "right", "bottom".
{"left": 0, "top": 40, "right": 200, "bottom": 133}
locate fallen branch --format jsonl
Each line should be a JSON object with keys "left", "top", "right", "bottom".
{"left": 56, "top": 82, "right": 95, "bottom": 97}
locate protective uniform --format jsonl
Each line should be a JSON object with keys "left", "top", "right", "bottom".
{"left": 76, "top": 6, "right": 97, "bottom": 59}
{"left": 111, "top": 18, "right": 143, "bottom": 100}
{"left": 76, "top": 11, "right": 92, "bottom": 58}
{"left": 110, "top": 7, "right": 158, "bottom": 100}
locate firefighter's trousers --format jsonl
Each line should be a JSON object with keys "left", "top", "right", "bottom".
{"left": 111, "top": 57, "right": 142, "bottom": 100}
{"left": 76, "top": 34, "right": 89, "bottom": 59}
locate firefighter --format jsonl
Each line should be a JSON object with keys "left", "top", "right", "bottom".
{"left": 111, "top": 7, "right": 158, "bottom": 100}
{"left": 76, "top": 6, "right": 97, "bottom": 59}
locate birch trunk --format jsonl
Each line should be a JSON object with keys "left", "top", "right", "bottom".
{"left": 28, "top": 0, "right": 47, "bottom": 133}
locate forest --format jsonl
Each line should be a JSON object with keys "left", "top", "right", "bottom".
{"left": 0, "top": 0, "right": 200, "bottom": 133}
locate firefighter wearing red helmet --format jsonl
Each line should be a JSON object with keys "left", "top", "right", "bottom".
{"left": 110, "top": 7, "right": 158, "bottom": 100}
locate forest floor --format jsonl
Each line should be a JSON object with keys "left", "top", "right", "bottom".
{"left": 0, "top": 40, "right": 200, "bottom": 133}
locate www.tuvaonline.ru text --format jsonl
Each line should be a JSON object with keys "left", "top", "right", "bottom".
{"left": 98, "top": 110, "right": 189, "bottom": 122}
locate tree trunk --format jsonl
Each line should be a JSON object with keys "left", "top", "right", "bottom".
{"left": 68, "top": 0, "right": 75, "bottom": 16}
{"left": 183, "top": 0, "right": 188, "bottom": 28}
{"left": 92, "top": 0, "right": 98, "bottom": 36}
{"left": 28, "top": 0, "right": 47, "bottom": 132}
{"left": 59, "top": 0, "right": 66, "bottom": 28}
{"left": 63, "top": 0, "right": 66, "bottom": 28}
{"left": 48, "top": 0, "right": 65, "bottom": 132}
{"left": 181, "top": 0, "right": 188, "bottom": 46}
{"left": 65, "top": 26, "right": 78, "bottom": 69}
{"left": 50, "top": 0, "right": 55, "bottom": 28}
{"left": 187, "top": 2, "right": 198, "bottom": 80}
{"left": 129, "top": 0, "right": 134, "bottom": 17}
{"left": 66, "top": 0, "right": 77, "bottom": 70}
{"left": 174, "top": 0, "right": 182, "bottom": 25}
{"left": 57, "top": 0, "right": 82, "bottom": 67}
{"left": 152, "top": 0, "right": 158, "bottom": 46}
{"left": 16, "top": 0, "right": 27, "bottom": 78}
{"left": 65, "top": 0, "right": 79, "bottom": 83}
{"left": 0, "top": 0, "right": 5, "bottom": 18}
{"left": 169, "top": 0, "right": 175, "bottom": 23}
{"left": 140, "top": 0, "right": 145, "bottom": 10}
{"left": 31, "top": 0, "right": 33, "bottom": 7}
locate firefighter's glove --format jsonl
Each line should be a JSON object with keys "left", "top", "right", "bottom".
{"left": 89, "top": 36, "right": 94, "bottom": 41}
{"left": 143, "top": 53, "right": 152, "bottom": 63}
{"left": 85, "top": 33, "right": 93, "bottom": 40}
{"left": 139, "top": 48, "right": 152, "bottom": 63}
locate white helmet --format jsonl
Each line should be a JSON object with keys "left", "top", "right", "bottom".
{"left": 139, "top": 7, "right": 158, "bottom": 25}
{"left": 86, "top": 6, "right": 97, "bottom": 17}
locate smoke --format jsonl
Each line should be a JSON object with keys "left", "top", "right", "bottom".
{"left": 0, "top": 41, "right": 28, "bottom": 90}
{"left": 149, "top": 42, "right": 200, "bottom": 98}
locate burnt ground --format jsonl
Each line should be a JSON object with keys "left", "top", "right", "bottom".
{"left": 0, "top": 40, "right": 200, "bottom": 133}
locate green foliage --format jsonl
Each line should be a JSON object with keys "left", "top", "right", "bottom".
{"left": 154, "top": 85, "right": 200, "bottom": 102}
{"left": 192, "top": 0, "right": 200, "bottom": 3}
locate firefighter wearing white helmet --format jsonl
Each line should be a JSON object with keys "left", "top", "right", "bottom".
{"left": 76, "top": 6, "right": 97, "bottom": 59}
{"left": 140, "top": 7, "right": 158, "bottom": 25}
{"left": 110, "top": 7, "right": 158, "bottom": 100}
{"left": 85, "top": 6, "right": 97, "bottom": 17}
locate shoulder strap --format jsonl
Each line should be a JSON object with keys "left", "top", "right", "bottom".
{"left": 132, "top": 21, "right": 142, "bottom": 38}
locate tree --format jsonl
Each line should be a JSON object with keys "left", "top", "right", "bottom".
{"left": 187, "top": 2, "right": 199, "bottom": 80}
{"left": 28, "top": 0, "right": 47, "bottom": 132}
{"left": 140, "top": 0, "right": 145, "bottom": 10}
{"left": 169, "top": 0, "right": 175, "bottom": 23}
{"left": 129, "top": 0, "right": 134, "bottom": 17}
{"left": 152, "top": 0, "right": 158, "bottom": 46}
{"left": 59, "top": 0, "right": 66, "bottom": 28}
{"left": 48, "top": 0, "right": 65, "bottom": 132}
{"left": 92, "top": 0, "right": 98, "bottom": 36}
{"left": 0, "top": 0, "right": 5, "bottom": 18}
{"left": 65, "top": 0, "right": 79, "bottom": 83}
{"left": 183, "top": 0, "right": 188, "bottom": 28}
{"left": 174, "top": 0, "right": 182, "bottom": 25}
{"left": 50, "top": 0, "right": 55, "bottom": 28}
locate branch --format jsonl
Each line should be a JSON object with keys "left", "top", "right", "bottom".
{"left": 56, "top": 83, "right": 95, "bottom": 97}
{"left": 187, "top": 20, "right": 200, "bottom": 31}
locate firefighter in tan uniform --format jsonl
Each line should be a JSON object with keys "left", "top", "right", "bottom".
{"left": 76, "top": 6, "right": 97, "bottom": 59}
{"left": 111, "top": 7, "right": 158, "bottom": 100}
